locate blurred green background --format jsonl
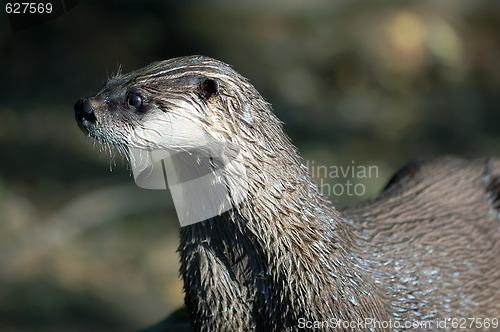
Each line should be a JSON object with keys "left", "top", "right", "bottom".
{"left": 0, "top": 0, "right": 499, "bottom": 330}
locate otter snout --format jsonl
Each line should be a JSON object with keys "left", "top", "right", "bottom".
{"left": 74, "top": 98, "right": 96, "bottom": 131}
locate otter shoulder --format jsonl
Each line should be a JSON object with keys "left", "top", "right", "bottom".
{"left": 344, "top": 156, "right": 500, "bottom": 221}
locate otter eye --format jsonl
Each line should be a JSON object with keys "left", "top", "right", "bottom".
{"left": 127, "top": 93, "right": 143, "bottom": 109}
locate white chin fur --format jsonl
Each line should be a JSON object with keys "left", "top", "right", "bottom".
{"left": 125, "top": 104, "right": 248, "bottom": 226}
{"left": 131, "top": 109, "right": 212, "bottom": 154}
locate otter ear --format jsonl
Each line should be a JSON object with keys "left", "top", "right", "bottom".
{"left": 198, "top": 78, "right": 218, "bottom": 101}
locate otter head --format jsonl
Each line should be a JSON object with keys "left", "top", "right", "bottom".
{"left": 74, "top": 55, "right": 275, "bottom": 159}
{"left": 74, "top": 56, "right": 282, "bottom": 225}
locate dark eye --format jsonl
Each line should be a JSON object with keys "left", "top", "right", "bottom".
{"left": 127, "top": 93, "right": 143, "bottom": 109}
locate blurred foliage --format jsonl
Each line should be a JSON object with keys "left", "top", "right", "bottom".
{"left": 0, "top": 0, "right": 499, "bottom": 330}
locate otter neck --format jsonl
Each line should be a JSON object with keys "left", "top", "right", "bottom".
{"left": 177, "top": 133, "right": 389, "bottom": 331}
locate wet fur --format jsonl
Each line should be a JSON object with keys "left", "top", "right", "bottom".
{"left": 76, "top": 56, "right": 500, "bottom": 331}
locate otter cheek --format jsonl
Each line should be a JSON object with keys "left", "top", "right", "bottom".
{"left": 165, "top": 116, "right": 210, "bottom": 151}
{"left": 134, "top": 113, "right": 209, "bottom": 152}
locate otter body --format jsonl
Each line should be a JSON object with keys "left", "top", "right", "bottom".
{"left": 75, "top": 56, "right": 500, "bottom": 331}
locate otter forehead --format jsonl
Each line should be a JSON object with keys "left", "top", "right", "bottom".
{"left": 134, "top": 55, "right": 242, "bottom": 82}
{"left": 107, "top": 55, "right": 242, "bottom": 91}
{"left": 92, "top": 55, "right": 251, "bottom": 109}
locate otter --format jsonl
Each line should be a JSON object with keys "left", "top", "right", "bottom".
{"left": 74, "top": 56, "right": 500, "bottom": 331}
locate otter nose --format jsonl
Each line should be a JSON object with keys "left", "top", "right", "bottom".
{"left": 74, "top": 98, "right": 96, "bottom": 124}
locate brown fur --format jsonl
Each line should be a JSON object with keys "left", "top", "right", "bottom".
{"left": 75, "top": 56, "right": 500, "bottom": 331}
